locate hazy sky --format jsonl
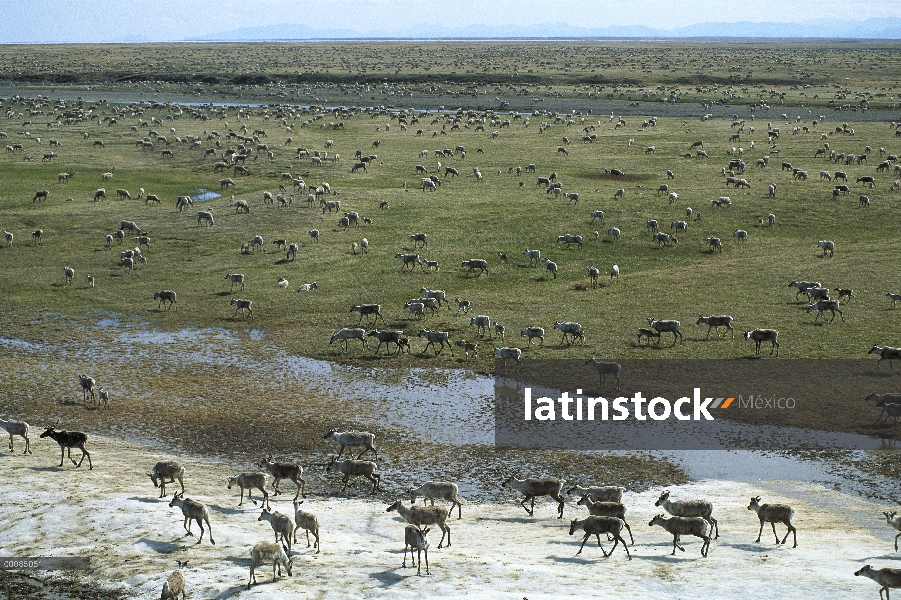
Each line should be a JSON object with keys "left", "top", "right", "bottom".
{"left": 3, "top": 0, "right": 901, "bottom": 42}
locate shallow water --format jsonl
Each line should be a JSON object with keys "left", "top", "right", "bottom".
{"left": 4, "top": 314, "right": 497, "bottom": 445}
{"left": 192, "top": 188, "right": 220, "bottom": 202}
{"left": 1, "top": 313, "right": 896, "bottom": 492}
{"left": 2, "top": 315, "right": 893, "bottom": 452}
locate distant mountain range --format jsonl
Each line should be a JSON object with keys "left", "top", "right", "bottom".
{"left": 188, "top": 17, "right": 901, "bottom": 41}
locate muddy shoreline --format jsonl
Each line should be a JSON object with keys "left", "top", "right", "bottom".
{"left": 2, "top": 310, "right": 900, "bottom": 500}
{"left": 0, "top": 311, "right": 690, "bottom": 501}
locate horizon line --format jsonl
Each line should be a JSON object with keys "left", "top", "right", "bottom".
{"left": 2, "top": 35, "right": 900, "bottom": 46}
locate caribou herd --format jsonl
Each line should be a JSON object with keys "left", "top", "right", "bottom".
{"left": 5, "top": 355, "right": 899, "bottom": 595}
{"left": 3, "top": 77, "right": 901, "bottom": 598}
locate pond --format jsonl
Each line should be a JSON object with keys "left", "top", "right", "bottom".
{"left": 192, "top": 188, "right": 220, "bottom": 202}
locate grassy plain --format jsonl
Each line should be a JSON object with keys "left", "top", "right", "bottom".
{"left": 1, "top": 81, "right": 900, "bottom": 370}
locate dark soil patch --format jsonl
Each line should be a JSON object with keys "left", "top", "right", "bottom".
{"left": 578, "top": 171, "right": 649, "bottom": 183}
{"left": 0, "top": 572, "right": 124, "bottom": 600}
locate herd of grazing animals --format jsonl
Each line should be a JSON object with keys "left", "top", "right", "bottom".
{"left": 3, "top": 96, "right": 900, "bottom": 369}
{"left": 3, "top": 90, "right": 901, "bottom": 597}
{"left": 36, "top": 386, "right": 901, "bottom": 593}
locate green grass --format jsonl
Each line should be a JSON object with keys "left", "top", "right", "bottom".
{"left": 1, "top": 92, "right": 900, "bottom": 369}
